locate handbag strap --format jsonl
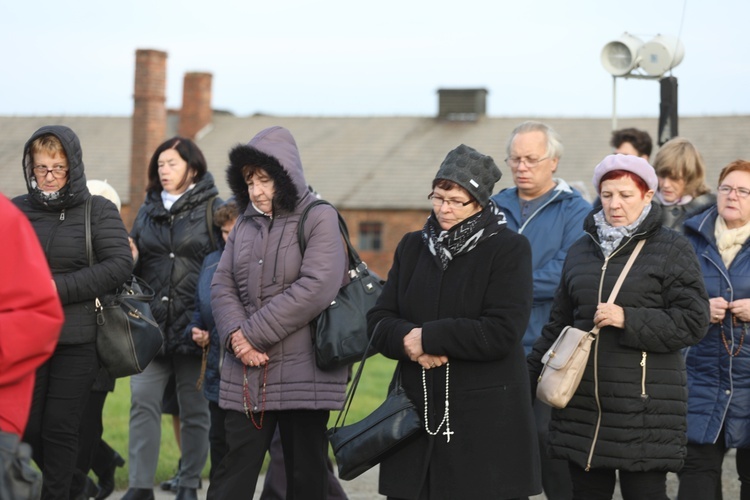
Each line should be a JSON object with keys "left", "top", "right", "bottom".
{"left": 298, "top": 200, "right": 368, "bottom": 277}
{"left": 332, "top": 320, "right": 385, "bottom": 429}
{"left": 84, "top": 196, "right": 93, "bottom": 266}
{"left": 592, "top": 239, "right": 646, "bottom": 334}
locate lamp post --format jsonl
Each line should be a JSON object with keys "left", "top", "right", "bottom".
{"left": 600, "top": 33, "right": 685, "bottom": 145}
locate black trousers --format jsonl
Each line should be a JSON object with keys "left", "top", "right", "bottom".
{"left": 207, "top": 409, "right": 330, "bottom": 500}
{"left": 529, "top": 399, "right": 573, "bottom": 500}
{"left": 23, "top": 343, "right": 98, "bottom": 500}
{"left": 260, "top": 426, "right": 348, "bottom": 500}
{"left": 678, "top": 427, "right": 750, "bottom": 500}
{"left": 207, "top": 400, "right": 228, "bottom": 482}
{"left": 568, "top": 462, "right": 668, "bottom": 500}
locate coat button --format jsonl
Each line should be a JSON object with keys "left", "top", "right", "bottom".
{"left": 726, "top": 390, "right": 731, "bottom": 395}
{"left": 259, "top": 259, "right": 263, "bottom": 264}
{"left": 161, "top": 296, "right": 169, "bottom": 302}
{"left": 169, "top": 252, "right": 175, "bottom": 258}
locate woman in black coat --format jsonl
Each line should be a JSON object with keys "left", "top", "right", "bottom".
{"left": 528, "top": 154, "right": 710, "bottom": 500}
{"left": 13, "top": 125, "right": 132, "bottom": 500}
{"left": 124, "top": 137, "right": 220, "bottom": 500}
{"left": 367, "top": 144, "right": 542, "bottom": 499}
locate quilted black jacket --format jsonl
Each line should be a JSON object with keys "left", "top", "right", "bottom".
{"left": 528, "top": 202, "right": 710, "bottom": 472}
{"left": 131, "top": 173, "right": 220, "bottom": 356}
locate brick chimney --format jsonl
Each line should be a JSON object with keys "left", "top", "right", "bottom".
{"left": 437, "top": 88, "right": 488, "bottom": 121}
{"left": 128, "top": 49, "right": 167, "bottom": 228}
{"left": 178, "top": 72, "right": 213, "bottom": 140}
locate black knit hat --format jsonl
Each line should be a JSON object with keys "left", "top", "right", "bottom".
{"left": 434, "top": 144, "right": 502, "bottom": 207}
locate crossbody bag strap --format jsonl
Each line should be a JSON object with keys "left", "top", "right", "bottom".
{"left": 592, "top": 239, "right": 646, "bottom": 335}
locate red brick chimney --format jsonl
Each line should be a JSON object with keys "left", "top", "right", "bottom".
{"left": 178, "top": 72, "right": 213, "bottom": 140}
{"left": 128, "top": 49, "right": 167, "bottom": 229}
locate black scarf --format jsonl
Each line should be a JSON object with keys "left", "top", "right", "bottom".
{"left": 421, "top": 201, "right": 507, "bottom": 270}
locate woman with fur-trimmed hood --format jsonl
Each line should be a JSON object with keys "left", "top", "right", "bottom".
{"left": 208, "top": 126, "right": 348, "bottom": 499}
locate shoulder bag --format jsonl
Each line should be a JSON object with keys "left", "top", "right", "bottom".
{"left": 85, "top": 196, "right": 164, "bottom": 378}
{"left": 298, "top": 200, "right": 384, "bottom": 371}
{"left": 536, "top": 239, "right": 646, "bottom": 409}
{"left": 326, "top": 323, "right": 422, "bottom": 480}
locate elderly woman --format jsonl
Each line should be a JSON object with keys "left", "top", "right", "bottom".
{"left": 652, "top": 137, "right": 715, "bottom": 231}
{"left": 208, "top": 126, "right": 348, "bottom": 500}
{"left": 679, "top": 160, "right": 750, "bottom": 500}
{"left": 366, "top": 144, "right": 542, "bottom": 499}
{"left": 12, "top": 126, "right": 132, "bottom": 500}
{"left": 528, "top": 154, "right": 710, "bottom": 500}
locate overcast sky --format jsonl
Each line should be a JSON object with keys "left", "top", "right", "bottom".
{"left": 2, "top": 0, "right": 748, "bottom": 118}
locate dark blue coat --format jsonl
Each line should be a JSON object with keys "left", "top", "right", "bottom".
{"left": 185, "top": 250, "right": 222, "bottom": 403}
{"left": 684, "top": 206, "right": 750, "bottom": 448}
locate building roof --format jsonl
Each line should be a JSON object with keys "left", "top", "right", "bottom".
{"left": 3, "top": 114, "right": 749, "bottom": 207}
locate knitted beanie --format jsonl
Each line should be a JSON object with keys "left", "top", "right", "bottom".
{"left": 434, "top": 144, "right": 502, "bottom": 207}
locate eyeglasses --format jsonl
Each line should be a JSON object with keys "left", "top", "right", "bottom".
{"left": 33, "top": 165, "right": 69, "bottom": 178}
{"left": 504, "top": 156, "right": 549, "bottom": 169}
{"left": 718, "top": 185, "right": 750, "bottom": 199}
{"left": 427, "top": 193, "right": 473, "bottom": 209}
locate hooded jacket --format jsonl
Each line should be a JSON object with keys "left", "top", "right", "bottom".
{"left": 12, "top": 125, "right": 132, "bottom": 345}
{"left": 211, "top": 126, "right": 348, "bottom": 413}
{"left": 684, "top": 205, "right": 750, "bottom": 448}
{"left": 528, "top": 203, "right": 710, "bottom": 472}
{"left": 131, "top": 169, "right": 221, "bottom": 357}
{"left": 491, "top": 179, "right": 591, "bottom": 354}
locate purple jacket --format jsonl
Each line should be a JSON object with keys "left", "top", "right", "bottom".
{"left": 211, "top": 126, "right": 348, "bottom": 413}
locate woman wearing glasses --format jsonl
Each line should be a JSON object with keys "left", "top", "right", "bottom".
{"left": 652, "top": 137, "right": 715, "bottom": 232}
{"left": 366, "top": 144, "right": 542, "bottom": 499}
{"left": 12, "top": 125, "right": 132, "bottom": 499}
{"left": 680, "top": 159, "right": 750, "bottom": 499}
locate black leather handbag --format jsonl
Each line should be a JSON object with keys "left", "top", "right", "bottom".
{"left": 299, "top": 200, "right": 384, "bottom": 371}
{"left": 85, "top": 196, "right": 164, "bottom": 378}
{"left": 326, "top": 327, "right": 422, "bottom": 480}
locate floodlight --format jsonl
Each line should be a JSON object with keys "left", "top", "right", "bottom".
{"left": 639, "top": 34, "right": 685, "bottom": 76}
{"left": 600, "top": 32, "right": 643, "bottom": 76}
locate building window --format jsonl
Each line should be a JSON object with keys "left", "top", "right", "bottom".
{"left": 359, "top": 221, "right": 383, "bottom": 251}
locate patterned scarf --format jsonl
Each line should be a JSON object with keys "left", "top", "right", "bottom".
{"left": 594, "top": 204, "right": 651, "bottom": 257}
{"left": 421, "top": 201, "right": 507, "bottom": 270}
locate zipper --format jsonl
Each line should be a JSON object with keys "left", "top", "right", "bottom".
{"left": 518, "top": 189, "right": 562, "bottom": 234}
{"left": 640, "top": 351, "right": 648, "bottom": 398}
{"left": 583, "top": 234, "right": 642, "bottom": 471}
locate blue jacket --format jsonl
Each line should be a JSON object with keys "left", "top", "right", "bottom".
{"left": 185, "top": 249, "right": 222, "bottom": 403}
{"left": 491, "top": 179, "right": 591, "bottom": 354}
{"left": 684, "top": 206, "right": 750, "bottom": 448}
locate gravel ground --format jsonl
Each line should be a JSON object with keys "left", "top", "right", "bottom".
{"left": 111, "top": 450, "right": 741, "bottom": 499}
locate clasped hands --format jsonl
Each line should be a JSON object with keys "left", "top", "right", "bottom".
{"left": 403, "top": 327, "right": 447, "bottom": 370}
{"left": 230, "top": 329, "right": 269, "bottom": 367}
{"left": 710, "top": 297, "right": 750, "bottom": 324}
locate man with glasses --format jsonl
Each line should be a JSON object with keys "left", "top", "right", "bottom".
{"left": 490, "top": 121, "right": 591, "bottom": 500}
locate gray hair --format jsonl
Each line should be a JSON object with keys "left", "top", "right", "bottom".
{"left": 506, "top": 121, "right": 564, "bottom": 160}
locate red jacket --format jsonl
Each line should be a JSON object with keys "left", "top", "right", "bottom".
{"left": 0, "top": 194, "right": 62, "bottom": 436}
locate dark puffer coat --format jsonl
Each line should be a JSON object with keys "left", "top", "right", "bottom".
{"left": 684, "top": 206, "right": 750, "bottom": 448}
{"left": 12, "top": 125, "right": 132, "bottom": 345}
{"left": 366, "top": 221, "right": 542, "bottom": 499}
{"left": 528, "top": 202, "right": 710, "bottom": 472}
{"left": 131, "top": 173, "right": 221, "bottom": 356}
{"left": 658, "top": 192, "right": 717, "bottom": 232}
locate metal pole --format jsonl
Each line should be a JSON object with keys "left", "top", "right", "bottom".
{"left": 612, "top": 76, "right": 617, "bottom": 130}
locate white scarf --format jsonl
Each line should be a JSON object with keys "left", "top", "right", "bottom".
{"left": 715, "top": 215, "right": 750, "bottom": 268}
{"left": 161, "top": 184, "right": 195, "bottom": 210}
